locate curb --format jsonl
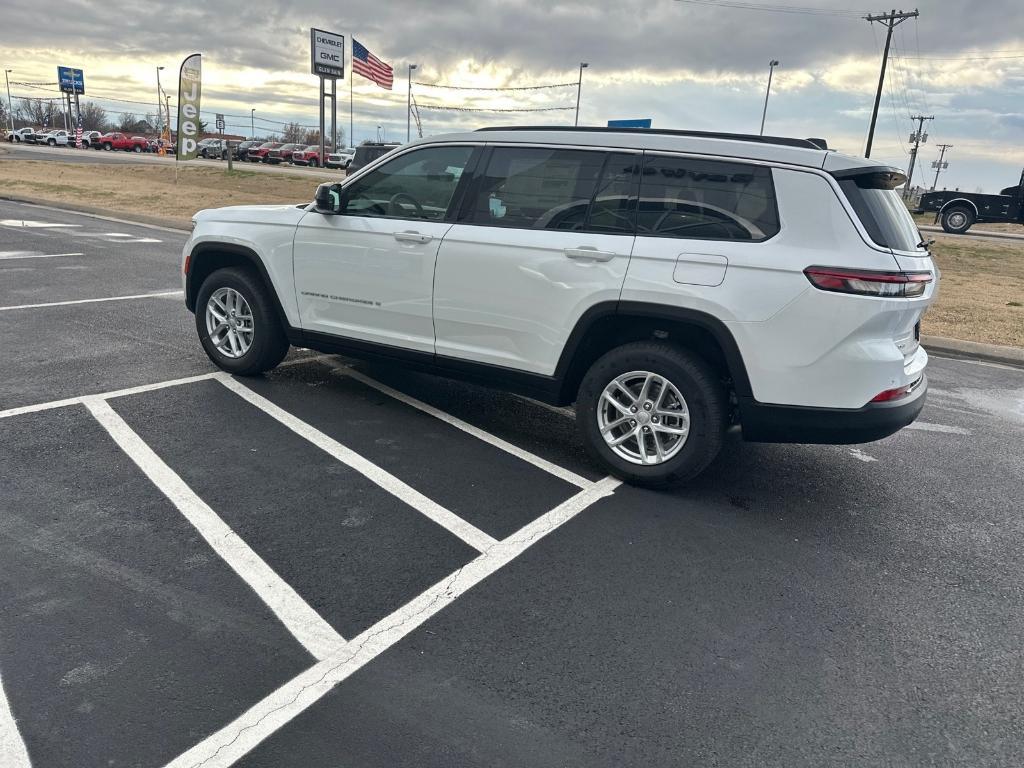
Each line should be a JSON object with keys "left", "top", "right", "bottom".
{"left": 0, "top": 195, "right": 190, "bottom": 233}
{"left": 919, "top": 224, "right": 1024, "bottom": 243}
{"left": 923, "top": 334, "right": 1024, "bottom": 368}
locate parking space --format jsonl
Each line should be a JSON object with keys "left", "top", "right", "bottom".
{"left": 2, "top": 199, "right": 1024, "bottom": 766}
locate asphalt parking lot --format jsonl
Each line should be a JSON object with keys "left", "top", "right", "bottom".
{"left": 2, "top": 198, "right": 1023, "bottom": 768}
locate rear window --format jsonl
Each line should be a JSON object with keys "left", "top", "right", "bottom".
{"left": 838, "top": 172, "right": 922, "bottom": 252}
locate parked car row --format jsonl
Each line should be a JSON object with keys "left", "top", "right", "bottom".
{"left": 5, "top": 127, "right": 389, "bottom": 173}
{"left": 5, "top": 127, "right": 173, "bottom": 152}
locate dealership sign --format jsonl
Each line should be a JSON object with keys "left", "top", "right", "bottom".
{"left": 311, "top": 28, "right": 345, "bottom": 79}
{"left": 176, "top": 53, "right": 203, "bottom": 161}
{"left": 57, "top": 66, "right": 85, "bottom": 95}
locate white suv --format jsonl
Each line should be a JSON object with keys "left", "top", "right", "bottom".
{"left": 182, "top": 127, "right": 935, "bottom": 486}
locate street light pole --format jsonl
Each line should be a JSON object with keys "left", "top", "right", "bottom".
{"left": 407, "top": 63, "right": 418, "bottom": 142}
{"left": 156, "top": 66, "right": 164, "bottom": 133}
{"left": 574, "top": 62, "right": 588, "bottom": 127}
{"left": 4, "top": 70, "right": 13, "bottom": 134}
{"left": 250, "top": 108, "right": 255, "bottom": 138}
{"left": 759, "top": 59, "right": 779, "bottom": 136}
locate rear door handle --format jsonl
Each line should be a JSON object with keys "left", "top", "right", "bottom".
{"left": 394, "top": 231, "right": 432, "bottom": 244}
{"left": 563, "top": 247, "right": 617, "bottom": 262}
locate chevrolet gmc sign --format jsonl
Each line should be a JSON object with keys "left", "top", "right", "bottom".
{"left": 311, "top": 28, "right": 345, "bottom": 79}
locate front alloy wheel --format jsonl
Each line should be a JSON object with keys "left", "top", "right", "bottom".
{"left": 598, "top": 371, "right": 690, "bottom": 465}
{"left": 205, "top": 287, "right": 254, "bottom": 358}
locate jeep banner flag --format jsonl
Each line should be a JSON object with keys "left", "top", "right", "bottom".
{"left": 176, "top": 53, "right": 202, "bottom": 161}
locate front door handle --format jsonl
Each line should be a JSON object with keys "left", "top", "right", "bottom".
{"left": 394, "top": 231, "right": 432, "bottom": 244}
{"left": 564, "top": 247, "right": 617, "bottom": 262}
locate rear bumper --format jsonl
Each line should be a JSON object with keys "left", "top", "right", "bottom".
{"left": 738, "top": 375, "right": 927, "bottom": 444}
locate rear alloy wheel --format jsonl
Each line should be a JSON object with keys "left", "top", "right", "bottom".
{"left": 577, "top": 342, "right": 726, "bottom": 487}
{"left": 195, "top": 267, "right": 289, "bottom": 375}
{"left": 309, "top": 158, "right": 319, "bottom": 167}
{"left": 941, "top": 205, "right": 975, "bottom": 235}
{"left": 103, "top": 143, "right": 112, "bottom": 151}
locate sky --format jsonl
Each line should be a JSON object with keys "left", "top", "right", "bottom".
{"left": 2, "top": 0, "right": 1023, "bottom": 192}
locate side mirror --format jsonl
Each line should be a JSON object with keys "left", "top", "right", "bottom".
{"left": 314, "top": 182, "right": 343, "bottom": 214}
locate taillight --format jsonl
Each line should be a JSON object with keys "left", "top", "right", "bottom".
{"left": 804, "top": 266, "right": 932, "bottom": 298}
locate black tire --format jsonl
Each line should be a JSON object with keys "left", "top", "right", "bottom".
{"left": 940, "top": 205, "right": 974, "bottom": 234}
{"left": 576, "top": 341, "right": 726, "bottom": 487}
{"left": 195, "top": 267, "right": 289, "bottom": 376}
{"left": 102, "top": 142, "right": 112, "bottom": 151}
{"left": 47, "top": 138, "right": 56, "bottom": 146}
{"left": 309, "top": 158, "right": 319, "bottom": 168}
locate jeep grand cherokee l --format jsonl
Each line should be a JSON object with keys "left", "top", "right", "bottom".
{"left": 182, "top": 127, "right": 935, "bottom": 486}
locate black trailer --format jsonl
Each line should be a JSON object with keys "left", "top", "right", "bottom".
{"left": 916, "top": 168, "right": 1024, "bottom": 234}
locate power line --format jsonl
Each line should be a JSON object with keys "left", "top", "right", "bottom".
{"left": 413, "top": 81, "right": 578, "bottom": 91}
{"left": 674, "top": 0, "right": 866, "bottom": 16}
{"left": 416, "top": 104, "right": 574, "bottom": 113}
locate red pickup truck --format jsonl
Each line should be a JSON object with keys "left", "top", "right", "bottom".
{"left": 95, "top": 132, "right": 149, "bottom": 152}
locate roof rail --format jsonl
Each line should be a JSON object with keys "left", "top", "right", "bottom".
{"left": 474, "top": 125, "right": 824, "bottom": 150}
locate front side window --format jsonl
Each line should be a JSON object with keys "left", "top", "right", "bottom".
{"left": 341, "top": 145, "right": 474, "bottom": 221}
{"left": 638, "top": 155, "right": 780, "bottom": 241}
{"left": 464, "top": 147, "right": 636, "bottom": 232}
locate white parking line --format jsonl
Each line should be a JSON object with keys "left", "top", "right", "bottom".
{"left": 216, "top": 374, "right": 498, "bottom": 553}
{"left": 0, "top": 251, "right": 84, "bottom": 260}
{"left": 84, "top": 398, "right": 348, "bottom": 661}
{"left": 848, "top": 448, "right": 878, "bottom": 463}
{"left": 327, "top": 361, "right": 594, "bottom": 490}
{"left": 0, "top": 670, "right": 32, "bottom": 768}
{"left": 163, "top": 476, "right": 620, "bottom": 768}
{"left": 0, "top": 372, "right": 221, "bottom": 420}
{"left": 0, "top": 219, "right": 79, "bottom": 228}
{"left": 0, "top": 289, "right": 183, "bottom": 312}
{"left": 906, "top": 421, "right": 971, "bottom": 435}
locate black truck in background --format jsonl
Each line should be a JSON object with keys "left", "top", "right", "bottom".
{"left": 916, "top": 168, "right": 1024, "bottom": 234}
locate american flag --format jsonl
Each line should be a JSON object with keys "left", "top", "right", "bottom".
{"left": 75, "top": 110, "right": 83, "bottom": 149}
{"left": 352, "top": 39, "right": 393, "bottom": 90}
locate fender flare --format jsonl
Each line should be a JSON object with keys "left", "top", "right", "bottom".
{"left": 185, "top": 242, "right": 291, "bottom": 329}
{"left": 937, "top": 198, "right": 979, "bottom": 218}
{"left": 553, "top": 301, "right": 753, "bottom": 401}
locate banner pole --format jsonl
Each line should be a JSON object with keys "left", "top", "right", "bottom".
{"left": 349, "top": 36, "right": 354, "bottom": 150}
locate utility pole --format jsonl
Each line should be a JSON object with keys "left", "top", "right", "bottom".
{"left": 903, "top": 114, "right": 933, "bottom": 200}
{"left": 250, "top": 108, "right": 255, "bottom": 138}
{"left": 5, "top": 70, "right": 14, "bottom": 133}
{"left": 575, "top": 62, "right": 588, "bottom": 127}
{"left": 156, "top": 66, "right": 164, "bottom": 133}
{"left": 863, "top": 8, "right": 919, "bottom": 158}
{"left": 406, "top": 63, "right": 417, "bottom": 142}
{"left": 759, "top": 59, "right": 779, "bottom": 136}
{"left": 931, "top": 144, "right": 952, "bottom": 191}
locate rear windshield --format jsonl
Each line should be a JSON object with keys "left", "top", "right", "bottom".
{"left": 838, "top": 172, "right": 922, "bottom": 252}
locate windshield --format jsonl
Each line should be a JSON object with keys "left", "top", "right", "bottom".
{"left": 838, "top": 172, "right": 923, "bottom": 252}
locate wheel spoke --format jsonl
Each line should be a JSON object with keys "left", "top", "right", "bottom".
{"left": 601, "top": 391, "right": 632, "bottom": 415}
{"left": 611, "top": 380, "right": 638, "bottom": 405}
{"left": 636, "top": 373, "right": 654, "bottom": 404}
{"left": 600, "top": 416, "right": 631, "bottom": 435}
{"left": 651, "top": 429, "right": 665, "bottom": 463}
{"left": 608, "top": 426, "right": 640, "bottom": 447}
{"left": 637, "top": 430, "right": 650, "bottom": 463}
{"left": 654, "top": 423, "right": 689, "bottom": 436}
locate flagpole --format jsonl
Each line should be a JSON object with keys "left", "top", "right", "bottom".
{"left": 349, "top": 36, "right": 354, "bottom": 150}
